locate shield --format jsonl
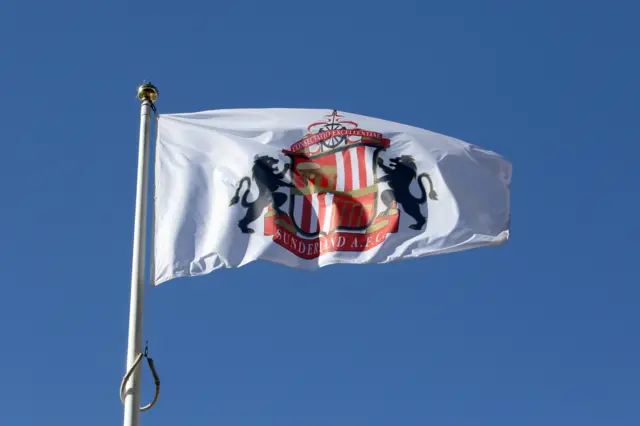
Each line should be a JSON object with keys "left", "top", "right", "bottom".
{"left": 286, "top": 141, "right": 385, "bottom": 237}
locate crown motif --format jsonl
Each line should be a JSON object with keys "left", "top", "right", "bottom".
{"left": 300, "top": 110, "right": 360, "bottom": 154}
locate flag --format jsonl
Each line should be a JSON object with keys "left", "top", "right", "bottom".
{"left": 153, "top": 109, "right": 511, "bottom": 285}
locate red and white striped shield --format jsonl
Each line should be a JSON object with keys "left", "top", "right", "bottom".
{"left": 287, "top": 142, "right": 384, "bottom": 237}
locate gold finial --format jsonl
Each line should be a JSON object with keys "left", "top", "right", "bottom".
{"left": 137, "top": 82, "right": 159, "bottom": 102}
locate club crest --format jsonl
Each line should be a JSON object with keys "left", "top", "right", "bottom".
{"left": 229, "top": 110, "right": 438, "bottom": 259}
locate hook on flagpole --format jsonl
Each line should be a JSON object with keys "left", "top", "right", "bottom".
{"left": 120, "top": 342, "right": 161, "bottom": 412}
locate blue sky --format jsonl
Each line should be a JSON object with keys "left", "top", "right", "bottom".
{"left": 2, "top": 1, "right": 639, "bottom": 425}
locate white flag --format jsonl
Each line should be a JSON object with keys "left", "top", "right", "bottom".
{"left": 153, "top": 109, "right": 511, "bottom": 285}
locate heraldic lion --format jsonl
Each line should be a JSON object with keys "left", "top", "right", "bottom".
{"left": 229, "top": 155, "right": 294, "bottom": 234}
{"left": 376, "top": 155, "right": 438, "bottom": 230}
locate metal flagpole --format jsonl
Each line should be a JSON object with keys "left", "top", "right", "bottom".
{"left": 123, "top": 83, "right": 158, "bottom": 426}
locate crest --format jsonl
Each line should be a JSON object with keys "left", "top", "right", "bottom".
{"left": 229, "top": 111, "right": 438, "bottom": 259}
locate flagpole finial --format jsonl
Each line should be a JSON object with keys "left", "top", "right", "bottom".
{"left": 137, "top": 82, "right": 159, "bottom": 103}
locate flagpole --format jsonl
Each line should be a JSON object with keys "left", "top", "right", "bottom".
{"left": 123, "top": 83, "right": 158, "bottom": 426}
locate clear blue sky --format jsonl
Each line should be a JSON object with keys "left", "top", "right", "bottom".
{"left": 2, "top": 1, "right": 639, "bottom": 425}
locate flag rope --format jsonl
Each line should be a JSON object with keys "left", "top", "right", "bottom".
{"left": 120, "top": 341, "right": 161, "bottom": 412}
{"left": 149, "top": 100, "right": 158, "bottom": 116}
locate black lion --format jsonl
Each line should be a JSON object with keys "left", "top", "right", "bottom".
{"left": 376, "top": 155, "right": 438, "bottom": 230}
{"left": 229, "top": 155, "right": 294, "bottom": 233}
